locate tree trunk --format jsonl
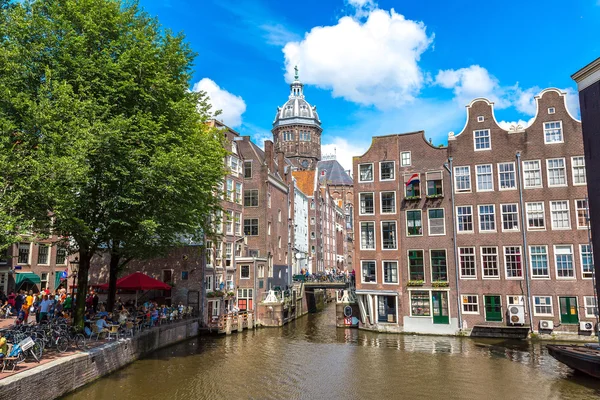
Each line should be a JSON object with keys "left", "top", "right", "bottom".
{"left": 73, "top": 251, "right": 91, "bottom": 331}
{"left": 107, "top": 249, "right": 121, "bottom": 312}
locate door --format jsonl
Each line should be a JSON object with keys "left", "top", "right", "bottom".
{"left": 377, "top": 296, "right": 397, "bottom": 323}
{"left": 560, "top": 297, "right": 579, "bottom": 324}
{"left": 484, "top": 295, "right": 502, "bottom": 322}
{"left": 432, "top": 291, "right": 449, "bottom": 324}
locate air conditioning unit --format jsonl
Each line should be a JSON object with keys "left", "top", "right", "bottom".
{"left": 539, "top": 320, "right": 554, "bottom": 330}
{"left": 507, "top": 304, "right": 525, "bottom": 325}
{"left": 580, "top": 321, "right": 594, "bottom": 332}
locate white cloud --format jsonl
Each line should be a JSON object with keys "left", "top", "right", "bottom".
{"left": 261, "top": 24, "right": 300, "bottom": 46}
{"left": 192, "top": 78, "right": 246, "bottom": 127}
{"left": 345, "top": 0, "right": 377, "bottom": 18}
{"left": 282, "top": 8, "right": 433, "bottom": 108}
{"left": 322, "top": 137, "right": 369, "bottom": 173}
{"left": 497, "top": 118, "right": 535, "bottom": 131}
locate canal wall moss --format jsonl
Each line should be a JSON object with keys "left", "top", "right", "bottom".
{"left": 0, "top": 318, "right": 200, "bottom": 400}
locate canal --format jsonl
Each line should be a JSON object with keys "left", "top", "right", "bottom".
{"left": 64, "top": 304, "right": 600, "bottom": 400}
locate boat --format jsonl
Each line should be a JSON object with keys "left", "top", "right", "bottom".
{"left": 547, "top": 344, "right": 600, "bottom": 378}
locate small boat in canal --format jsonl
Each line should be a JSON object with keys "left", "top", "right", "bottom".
{"left": 547, "top": 344, "right": 600, "bottom": 378}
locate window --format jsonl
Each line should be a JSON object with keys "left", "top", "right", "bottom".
{"left": 410, "top": 291, "right": 431, "bottom": 316}
{"left": 235, "top": 182, "right": 242, "bottom": 204}
{"left": 581, "top": 244, "right": 593, "bottom": 279}
{"left": 476, "top": 164, "right": 493, "bottom": 191}
{"left": 244, "top": 189, "right": 259, "bottom": 207}
{"left": 278, "top": 236, "right": 281, "bottom": 249}
{"left": 380, "top": 192, "right": 396, "bottom": 214}
{"left": 571, "top": 156, "right": 586, "bottom": 185}
{"left": 481, "top": 247, "right": 499, "bottom": 278}
{"left": 380, "top": 161, "right": 395, "bottom": 180}
{"left": 360, "top": 222, "right": 375, "bottom": 250}
{"left": 478, "top": 204, "right": 496, "bottom": 232}
{"left": 383, "top": 261, "right": 398, "bottom": 284}
{"left": 504, "top": 246, "right": 522, "bottom": 278}
{"left": 428, "top": 209, "right": 445, "bottom": 236}
{"left": 547, "top": 158, "right": 567, "bottom": 186}
{"left": 37, "top": 245, "right": 49, "bottom": 265}
{"left": 550, "top": 200, "right": 570, "bottom": 229}
{"left": 310, "top": 231, "right": 315, "bottom": 239}
{"left": 530, "top": 245, "right": 549, "bottom": 278}
{"left": 555, "top": 245, "right": 574, "bottom": 278}
{"left": 454, "top": 166, "right": 471, "bottom": 192}
{"left": 240, "top": 265, "right": 250, "bottom": 279}
{"left": 361, "top": 260, "right": 376, "bottom": 283}
{"left": 576, "top": 199, "right": 589, "bottom": 229}
{"left": 359, "top": 164, "right": 374, "bottom": 182}
{"left": 533, "top": 296, "right": 553, "bottom": 316}
{"left": 584, "top": 296, "right": 598, "bottom": 318}
{"left": 381, "top": 221, "right": 397, "bottom": 250}
{"left": 40, "top": 272, "right": 48, "bottom": 291}
{"left": 283, "top": 131, "right": 293, "bottom": 141}
{"left": 474, "top": 129, "right": 491, "bottom": 150}
{"left": 405, "top": 174, "right": 420, "bottom": 198}
{"left": 310, "top": 217, "right": 315, "bottom": 225}
{"left": 526, "top": 202, "right": 545, "bottom": 230}
{"left": 237, "top": 289, "right": 253, "bottom": 311}
{"left": 225, "top": 211, "right": 234, "bottom": 235}
{"left": 498, "top": 162, "right": 516, "bottom": 190}
{"left": 459, "top": 247, "right": 476, "bottom": 278}
{"left": 229, "top": 156, "right": 240, "bottom": 175}
{"left": 431, "top": 250, "right": 447, "bottom": 281}
{"left": 544, "top": 121, "right": 563, "bottom": 143}
{"left": 56, "top": 247, "right": 67, "bottom": 265}
{"left": 0, "top": 249, "right": 8, "bottom": 265}
{"left": 244, "top": 161, "right": 252, "bottom": 178}
{"left": 406, "top": 210, "right": 422, "bottom": 236}
{"left": 408, "top": 250, "right": 424, "bottom": 281}
{"left": 226, "top": 179, "right": 234, "bottom": 202}
{"left": 235, "top": 212, "right": 241, "bottom": 235}
{"left": 548, "top": 107, "right": 555, "bottom": 114}
{"left": 243, "top": 219, "right": 259, "bottom": 236}
{"left": 278, "top": 209, "right": 281, "bottom": 223}
{"left": 225, "top": 242, "right": 233, "bottom": 258}
{"left": 359, "top": 193, "right": 374, "bottom": 215}
{"left": 204, "top": 275, "right": 213, "bottom": 291}
{"left": 457, "top": 206, "right": 473, "bottom": 233}
{"left": 426, "top": 171, "right": 443, "bottom": 196}
{"left": 181, "top": 271, "right": 189, "bottom": 280}
{"left": 523, "top": 160, "right": 542, "bottom": 188}
{"left": 477, "top": 116, "right": 485, "bottom": 122}
{"left": 401, "top": 152, "right": 411, "bottom": 167}
{"left": 501, "top": 204, "right": 519, "bottom": 231}
{"left": 17, "top": 243, "right": 30, "bottom": 264}
{"left": 462, "top": 295, "right": 479, "bottom": 314}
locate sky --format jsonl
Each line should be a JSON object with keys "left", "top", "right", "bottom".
{"left": 140, "top": 0, "right": 600, "bottom": 171}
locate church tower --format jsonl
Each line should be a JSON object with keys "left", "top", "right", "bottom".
{"left": 272, "top": 67, "right": 322, "bottom": 170}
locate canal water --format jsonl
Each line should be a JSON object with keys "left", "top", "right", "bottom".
{"left": 64, "top": 305, "right": 600, "bottom": 400}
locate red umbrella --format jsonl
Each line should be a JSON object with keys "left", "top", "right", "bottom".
{"left": 98, "top": 272, "right": 171, "bottom": 291}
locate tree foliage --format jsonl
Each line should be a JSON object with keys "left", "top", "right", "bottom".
{"left": 0, "top": 0, "right": 227, "bottom": 327}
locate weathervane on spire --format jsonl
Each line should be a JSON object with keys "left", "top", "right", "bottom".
{"left": 294, "top": 65, "right": 299, "bottom": 80}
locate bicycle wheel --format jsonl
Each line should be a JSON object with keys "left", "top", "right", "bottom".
{"left": 32, "top": 339, "right": 43, "bottom": 361}
{"left": 56, "top": 336, "right": 69, "bottom": 353}
{"left": 74, "top": 334, "right": 86, "bottom": 350}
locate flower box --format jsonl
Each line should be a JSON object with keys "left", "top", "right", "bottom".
{"left": 432, "top": 281, "right": 449, "bottom": 288}
{"left": 407, "top": 280, "right": 425, "bottom": 287}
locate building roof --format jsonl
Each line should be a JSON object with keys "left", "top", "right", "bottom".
{"left": 273, "top": 69, "right": 321, "bottom": 131}
{"left": 317, "top": 159, "right": 353, "bottom": 186}
{"left": 292, "top": 170, "right": 315, "bottom": 196}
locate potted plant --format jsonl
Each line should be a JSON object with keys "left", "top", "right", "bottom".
{"left": 432, "top": 281, "right": 449, "bottom": 288}
{"left": 407, "top": 280, "right": 424, "bottom": 286}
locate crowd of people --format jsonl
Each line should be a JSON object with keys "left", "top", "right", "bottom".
{"left": 0, "top": 288, "right": 74, "bottom": 324}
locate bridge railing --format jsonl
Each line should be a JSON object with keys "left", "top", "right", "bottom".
{"left": 292, "top": 274, "right": 353, "bottom": 284}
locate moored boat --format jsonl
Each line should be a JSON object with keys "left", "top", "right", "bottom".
{"left": 547, "top": 344, "right": 600, "bottom": 378}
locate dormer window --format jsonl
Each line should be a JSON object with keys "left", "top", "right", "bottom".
{"left": 477, "top": 116, "right": 484, "bottom": 122}
{"left": 548, "top": 107, "right": 555, "bottom": 114}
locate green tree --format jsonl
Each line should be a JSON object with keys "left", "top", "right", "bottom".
{"left": 0, "top": 0, "right": 226, "bottom": 328}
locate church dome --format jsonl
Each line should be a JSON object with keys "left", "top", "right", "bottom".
{"left": 273, "top": 68, "right": 322, "bottom": 131}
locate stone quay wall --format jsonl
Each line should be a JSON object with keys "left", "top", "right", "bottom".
{"left": 0, "top": 318, "right": 200, "bottom": 400}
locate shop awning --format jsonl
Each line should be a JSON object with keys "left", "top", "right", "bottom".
{"left": 15, "top": 272, "right": 41, "bottom": 287}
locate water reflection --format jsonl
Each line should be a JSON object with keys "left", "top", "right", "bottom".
{"left": 64, "top": 305, "right": 600, "bottom": 400}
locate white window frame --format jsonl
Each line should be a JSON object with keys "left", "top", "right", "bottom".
{"left": 571, "top": 156, "right": 586, "bottom": 186}
{"left": 461, "top": 294, "right": 480, "bottom": 314}
{"left": 481, "top": 246, "right": 500, "bottom": 279}
{"left": 584, "top": 296, "right": 598, "bottom": 318}
{"left": 497, "top": 162, "right": 516, "bottom": 191}
{"left": 379, "top": 161, "right": 395, "bottom": 181}
{"left": 456, "top": 205, "right": 474, "bottom": 233}
{"left": 361, "top": 260, "right": 377, "bottom": 284}
{"left": 529, "top": 245, "right": 549, "bottom": 279}
{"left": 546, "top": 158, "right": 567, "bottom": 187}
{"left": 359, "top": 192, "right": 375, "bottom": 216}
{"left": 240, "top": 265, "right": 251, "bottom": 280}
{"left": 477, "top": 116, "right": 485, "bottom": 122}
{"left": 454, "top": 166, "right": 471, "bottom": 193}
{"left": 550, "top": 200, "right": 571, "bottom": 230}
{"left": 37, "top": 244, "right": 50, "bottom": 266}
{"left": 533, "top": 296, "right": 554, "bottom": 316}
{"left": 401, "top": 151, "right": 411, "bottom": 167}
{"left": 458, "top": 247, "right": 477, "bottom": 279}
{"left": 382, "top": 260, "right": 399, "bottom": 285}
{"left": 575, "top": 199, "right": 589, "bottom": 230}
{"left": 478, "top": 204, "right": 496, "bottom": 232}
{"left": 501, "top": 203, "right": 519, "bottom": 232}
{"left": 360, "top": 221, "right": 376, "bottom": 251}
{"left": 580, "top": 244, "right": 594, "bottom": 279}
{"left": 380, "top": 221, "right": 398, "bottom": 250}
{"left": 17, "top": 243, "right": 31, "bottom": 265}
{"left": 425, "top": 171, "right": 444, "bottom": 197}
{"left": 548, "top": 107, "right": 555, "bottom": 114}
{"left": 503, "top": 246, "right": 523, "bottom": 279}
{"left": 525, "top": 202, "right": 545, "bottom": 231}
{"left": 475, "top": 164, "right": 494, "bottom": 192}
{"left": 205, "top": 275, "right": 214, "bottom": 291}
{"left": 473, "top": 129, "right": 491, "bottom": 151}
{"left": 358, "top": 163, "right": 374, "bottom": 183}
{"left": 522, "top": 160, "right": 542, "bottom": 189}
{"left": 427, "top": 208, "right": 445, "bottom": 236}
{"left": 380, "top": 191, "right": 396, "bottom": 214}
{"left": 543, "top": 120, "right": 563, "bottom": 144}
{"left": 406, "top": 210, "right": 423, "bottom": 237}
{"left": 554, "top": 244, "right": 575, "bottom": 279}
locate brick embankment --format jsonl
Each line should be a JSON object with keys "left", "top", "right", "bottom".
{"left": 0, "top": 318, "right": 200, "bottom": 400}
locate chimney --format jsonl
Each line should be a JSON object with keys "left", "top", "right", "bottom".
{"left": 277, "top": 151, "right": 285, "bottom": 177}
{"left": 264, "top": 140, "right": 274, "bottom": 173}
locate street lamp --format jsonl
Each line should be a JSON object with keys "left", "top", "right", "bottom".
{"left": 70, "top": 257, "right": 80, "bottom": 302}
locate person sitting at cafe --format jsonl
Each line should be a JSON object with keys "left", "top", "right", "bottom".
{"left": 96, "top": 315, "right": 111, "bottom": 335}
{"left": 0, "top": 333, "right": 7, "bottom": 359}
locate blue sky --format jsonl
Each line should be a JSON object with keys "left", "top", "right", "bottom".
{"left": 141, "top": 0, "right": 600, "bottom": 170}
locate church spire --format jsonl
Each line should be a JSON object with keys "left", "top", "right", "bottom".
{"left": 289, "top": 65, "right": 304, "bottom": 98}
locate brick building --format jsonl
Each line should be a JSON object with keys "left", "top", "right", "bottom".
{"left": 353, "top": 88, "right": 595, "bottom": 335}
